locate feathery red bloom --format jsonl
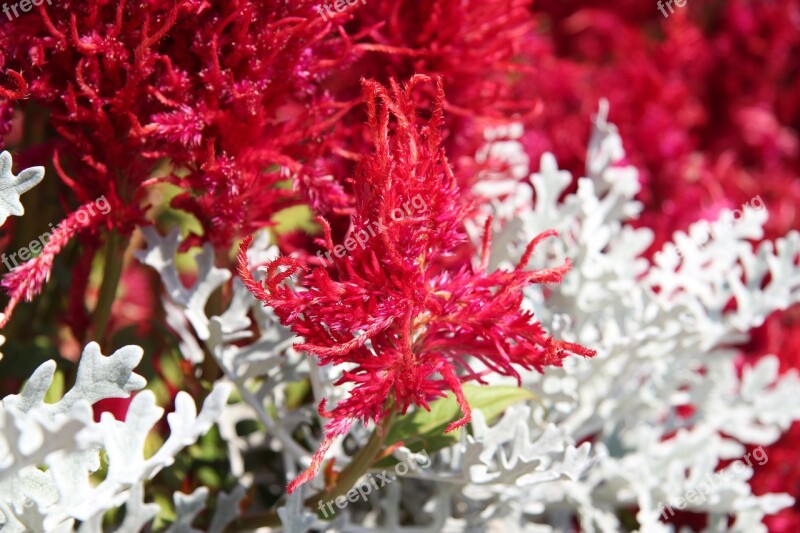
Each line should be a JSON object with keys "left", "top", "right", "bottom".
{"left": 0, "top": 1, "right": 360, "bottom": 249}
{"left": 0, "top": 202, "right": 103, "bottom": 327}
{"left": 519, "top": 0, "right": 799, "bottom": 251}
{"left": 0, "top": 0, "right": 545, "bottom": 336}
{"left": 294, "top": 0, "right": 540, "bottom": 215}
{"left": 238, "top": 77, "right": 595, "bottom": 493}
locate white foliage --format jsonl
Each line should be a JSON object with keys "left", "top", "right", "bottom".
{"left": 0, "top": 150, "right": 45, "bottom": 227}
{"left": 137, "top": 226, "right": 330, "bottom": 523}
{"left": 135, "top": 226, "right": 231, "bottom": 341}
{"left": 277, "top": 492, "right": 317, "bottom": 533}
{"left": 462, "top": 102, "right": 800, "bottom": 533}
{"left": 165, "top": 485, "right": 246, "bottom": 533}
{"left": 0, "top": 342, "right": 230, "bottom": 532}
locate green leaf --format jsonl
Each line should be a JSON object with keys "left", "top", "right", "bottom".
{"left": 158, "top": 351, "right": 184, "bottom": 389}
{"left": 273, "top": 205, "right": 317, "bottom": 233}
{"left": 285, "top": 379, "right": 311, "bottom": 410}
{"left": 381, "top": 385, "right": 534, "bottom": 456}
{"left": 189, "top": 427, "right": 226, "bottom": 461}
{"left": 153, "top": 492, "right": 177, "bottom": 528}
{"left": 197, "top": 465, "right": 221, "bottom": 488}
{"left": 43, "top": 369, "right": 64, "bottom": 404}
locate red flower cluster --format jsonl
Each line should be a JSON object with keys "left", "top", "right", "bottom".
{"left": 0, "top": 2, "right": 340, "bottom": 332}
{"left": 238, "top": 76, "right": 594, "bottom": 493}
{"left": 522, "top": 0, "right": 800, "bottom": 250}
{"left": 0, "top": 0, "right": 539, "bottom": 334}
{"left": 0, "top": 1, "right": 349, "bottom": 246}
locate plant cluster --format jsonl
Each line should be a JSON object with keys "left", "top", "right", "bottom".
{"left": 0, "top": 1, "right": 798, "bottom": 532}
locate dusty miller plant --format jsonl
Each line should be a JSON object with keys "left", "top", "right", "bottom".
{"left": 459, "top": 102, "right": 800, "bottom": 532}
{"left": 0, "top": 342, "right": 231, "bottom": 532}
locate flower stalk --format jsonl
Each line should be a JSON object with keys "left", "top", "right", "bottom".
{"left": 229, "top": 409, "right": 397, "bottom": 531}
{"left": 90, "top": 230, "right": 124, "bottom": 344}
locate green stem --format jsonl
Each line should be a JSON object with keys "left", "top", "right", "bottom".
{"left": 90, "top": 231, "right": 124, "bottom": 344}
{"left": 313, "top": 410, "right": 395, "bottom": 505}
{"left": 226, "top": 508, "right": 280, "bottom": 530}
{"left": 228, "top": 410, "right": 397, "bottom": 532}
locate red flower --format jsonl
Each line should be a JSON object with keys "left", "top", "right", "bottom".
{"left": 238, "top": 77, "right": 595, "bottom": 493}
{"left": 0, "top": 203, "right": 102, "bottom": 327}
{"left": 294, "top": 0, "right": 542, "bottom": 216}
{"left": 0, "top": 1, "right": 346, "bottom": 249}
{"left": 0, "top": 1, "right": 546, "bottom": 334}
{"left": 520, "top": 0, "right": 799, "bottom": 251}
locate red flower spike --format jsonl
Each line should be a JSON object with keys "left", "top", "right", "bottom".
{"left": 1, "top": 202, "right": 105, "bottom": 327}
{"left": 238, "top": 76, "right": 595, "bottom": 493}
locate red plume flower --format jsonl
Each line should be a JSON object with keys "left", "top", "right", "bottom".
{"left": 0, "top": 202, "right": 103, "bottom": 327}
{"left": 239, "top": 76, "right": 595, "bottom": 493}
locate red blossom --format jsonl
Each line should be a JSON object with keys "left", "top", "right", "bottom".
{"left": 0, "top": 1, "right": 358, "bottom": 250}
{"left": 0, "top": 202, "right": 104, "bottom": 327}
{"left": 520, "top": 0, "right": 799, "bottom": 251}
{"left": 295, "top": 0, "right": 541, "bottom": 215}
{"left": 0, "top": 0, "right": 543, "bottom": 336}
{"left": 238, "top": 77, "right": 595, "bottom": 493}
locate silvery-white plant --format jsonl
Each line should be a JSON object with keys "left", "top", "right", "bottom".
{"left": 0, "top": 342, "right": 231, "bottom": 532}
{"left": 456, "top": 101, "right": 800, "bottom": 532}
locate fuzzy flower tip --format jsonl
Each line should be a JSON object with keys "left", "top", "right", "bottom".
{"left": 238, "top": 76, "right": 595, "bottom": 493}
